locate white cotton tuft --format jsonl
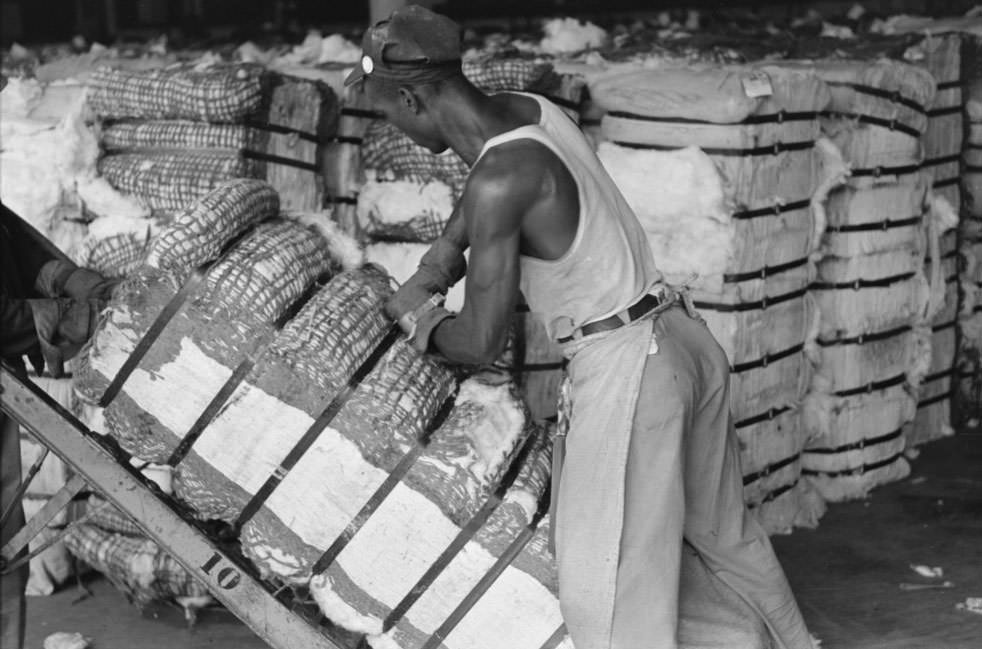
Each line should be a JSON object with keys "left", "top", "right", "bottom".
{"left": 597, "top": 143, "right": 733, "bottom": 293}
{"left": 357, "top": 174, "right": 454, "bottom": 227}
{"left": 365, "top": 242, "right": 467, "bottom": 311}
{"left": 319, "top": 34, "right": 362, "bottom": 64}
{"left": 76, "top": 177, "right": 150, "bottom": 221}
{"left": 283, "top": 210, "right": 365, "bottom": 270}
{"left": 907, "top": 325, "right": 934, "bottom": 390}
{"left": 43, "top": 632, "right": 91, "bottom": 649}
{"left": 811, "top": 137, "right": 850, "bottom": 257}
{"left": 309, "top": 573, "right": 384, "bottom": 636}
{"left": 539, "top": 17, "right": 607, "bottom": 54}
{"left": 928, "top": 192, "right": 959, "bottom": 233}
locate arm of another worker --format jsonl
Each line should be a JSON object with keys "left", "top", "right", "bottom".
{"left": 427, "top": 145, "right": 541, "bottom": 364}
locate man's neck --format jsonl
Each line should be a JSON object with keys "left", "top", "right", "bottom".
{"left": 430, "top": 85, "right": 521, "bottom": 166}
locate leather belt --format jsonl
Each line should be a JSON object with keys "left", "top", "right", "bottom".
{"left": 558, "top": 293, "right": 663, "bottom": 344}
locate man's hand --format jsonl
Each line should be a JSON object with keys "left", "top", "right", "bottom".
{"left": 385, "top": 283, "right": 454, "bottom": 353}
{"left": 28, "top": 298, "right": 103, "bottom": 377}
{"left": 36, "top": 260, "right": 119, "bottom": 301}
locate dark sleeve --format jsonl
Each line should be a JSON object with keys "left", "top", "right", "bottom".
{"left": 1, "top": 203, "right": 56, "bottom": 286}
{"left": 0, "top": 292, "right": 40, "bottom": 358}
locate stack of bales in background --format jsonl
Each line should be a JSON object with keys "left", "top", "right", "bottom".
{"left": 960, "top": 35, "right": 982, "bottom": 418}
{"left": 82, "top": 63, "right": 339, "bottom": 278}
{"left": 910, "top": 33, "right": 964, "bottom": 447}
{"left": 587, "top": 64, "right": 834, "bottom": 534}
{"left": 803, "top": 59, "right": 936, "bottom": 501}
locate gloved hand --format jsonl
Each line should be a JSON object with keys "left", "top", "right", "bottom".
{"left": 36, "top": 260, "right": 119, "bottom": 301}
{"left": 28, "top": 298, "right": 102, "bottom": 377}
{"left": 385, "top": 287, "right": 454, "bottom": 353}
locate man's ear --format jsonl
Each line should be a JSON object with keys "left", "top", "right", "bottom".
{"left": 398, "top": 86, "right": 420, "bottom": 114}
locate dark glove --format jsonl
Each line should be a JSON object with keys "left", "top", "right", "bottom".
{"left": 384, "top": 286, "right": 454, "bottom": 353}
{"left": 36, "top": 260, "right": 119, "bottom": 301}
{"left": 28, "top": 298, "right": 102, "bottom": 377}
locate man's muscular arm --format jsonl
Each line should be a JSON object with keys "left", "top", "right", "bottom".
{"left": 429, "top": 148, "right": 539, "bottom": 364}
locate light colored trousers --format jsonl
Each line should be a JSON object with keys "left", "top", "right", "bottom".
{"left": 555, "top": 306, "right": 813, "bottom": 649}
{"left": 1, "top": 411, "right": 27, "bottom": 649}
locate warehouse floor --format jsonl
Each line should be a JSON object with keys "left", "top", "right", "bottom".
{"left": 22, "top": 431, "right": 982, "bottom": 649}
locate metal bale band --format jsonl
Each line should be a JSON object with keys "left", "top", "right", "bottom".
{"left": 380, "top": 432, "right": 543, "bottom": 633}
{"left": 918, "top": 367, "right": 958, "bottom": 410}
{"left": 849, "top": 162, "right": 922, "bottom": 179}
{"left": 723, "top": 256, "right": 810, "bottom": 284}
{"left": 731, "top": 342, "right": 804, "bottom": 374}
{"left": 747, "top": 479, "right": 800, "bottom": 510}
{"left": 816, "top": 323, "right": 912, "bottom": 347}
{"left": 802, "top": 427, "right": 906, "bottom": 479}
{"left": 921, "top": 153, "right": 962, "bottom": 169}
{"left": 98, "top": 224, "right": 260, "bottom": 409}
{"left": 693, "top": 286, "right": 808, "bottom": 313}
{"left": 926, "top": 105, "right": 964, "bottom": 118}
{"left": 742, "top": 453, "right": 801, "bottom": 487}
{"left": 825, "top": 215, "right": 922, "bottom": 233}
{"left": 605, "top": 110, "right": 821, "bottom": 126}
{"left": 233, "top": 325, "right": 428, "bottom": 530}
{"left": 613, "top": 139, "right": 815, "bottom": 158}
{"left": 810, "top": 271, "right": 915, "bottom": 292}
{"left": 834, "top": 372, "right": 907, "bottom": 398}
{"left": 822, "top": 81, "right": 928, "bottom": 115}
{"left": 418, "top": 487, "right": 555, "bottom": 649}
{"left": 166, "top": 277, "right": 328, "bottom": 467}
{"left": 731, "top": 199, "right": 811, "bottom": 221}
{"left": 734, "top": 405, "right": 793, "bottom": 430}
{"left": 820, "top": 110, "right": 921, "bottom": 139}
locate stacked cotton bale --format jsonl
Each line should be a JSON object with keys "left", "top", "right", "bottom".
{"left": 910, "top": 34, "right": 964, "bottom": 444}
{"left": 87, "top": 63, "right": 338, "bottom": 215}
{"left": 803, "top": 60, "right": 936, "bottom": 501}
{"left": 589, "top": 64, "right": 835, "bottom": 533}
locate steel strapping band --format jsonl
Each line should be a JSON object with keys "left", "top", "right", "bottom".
{"left": 834, "top": 372, "right": 907, "bottom": 398}
{"left": 964, "top": 164, "right": 982, "bottom": 174}
{"left": 735, "top": 405, "right": 793, "bottom": 429}
{"left": 825, "top": 215, "right": 921, "bottom": 233}
{"left": 934, "top": 177, "right": 960, "bottom": 189}
{"left": 918, "top": 390, "right": 955, "bottom": 408}
{"left": 330, "top": 135, "right": 364, "bottom": 145}
{"left": 97, "top": 225, "right": 258, "bottom": 408}
{"left": 328, "top": 196, "right": 359, "bottom": 206}
{"left": 926, "top": 105, "right": 963, "bottom": 118}
{"left": 803, "top": 426, "right": 903, "bottom": 456}
{"left": 802, "top": 451, "right": 905, "bottom": 478}
{"left": 748, "top": 479, "right": 799, "bottom": 509}
{"left": 821, "top": 110, "right": 921, "bottom": 138}
{"left": 538, "top": 624, "right": 570, "bottom": 649}
{"left": 243, "top": 119, "right": 325, "bottom": 145}
{"left": 724, "top": 256, "right": 809, "bottom": 283}
{"left": 341, "top": 107, "right": 384, "bottom": 119}
{"left": 742, "top": 453, "right": 800, "bottom": 486}
{"left": 921, "top": 153, "right": 961, "bottom": 168}
{"left": 693, "top": 286, "right": 808, "bottom": 313}
{"left": 606, "top": 109, "right": 820, "bottom": 125}
{"left": 382, "top": 431, "right": 542, "bottom": 632}
{"left": 816, "top": 324, "right": 912, "bottom": 347}
{"left": 811, "top": 271, "right": 915, "bottom": 292}
{"left": 731, "top": 199, "right": 811, "bottom": 221}
{"left": 731, "top": 343, "right": 804, "bottom": 374}
{"left": 933, "top": 319, "right": 958, "bottom": 333}
{"left": 242, "top": 149, "right": 318, "bottom": 172}
{"left": 419, "top": 489, "right": 551, "bottom": 649}
{"left": 166, "top": 278, "right": 326, "bottom": 467}
{"left": 923, "top": 367, "right": 957, "bottom": 384}
{"left": 235, "top": 326, "right": 408, "bottom": 529}
{"left": 822, "top": 82, "right": 927, "bottom": 114}
{"left": 307, "top": 390, "right": 459, "bottom": 575}
{"left": 936, "top": 80, "right": 964, "bottom": 91}
{"left": 612, "top": 139, "right": 814, "bottom": 157}
{"left": 849, "top": 162, "right": 922, "bottom": 178}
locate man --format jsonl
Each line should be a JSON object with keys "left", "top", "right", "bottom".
{"left": 347, "top": 6, "right": 814, "bottom": 648}
{"left": 1, "top": 201, "right": 115, "bottom": 649}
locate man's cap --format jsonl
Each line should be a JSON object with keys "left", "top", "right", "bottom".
{"left": 344, "top": 4, "right": 463, "bottom": 87}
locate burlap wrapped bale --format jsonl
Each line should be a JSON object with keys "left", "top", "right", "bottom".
{"left": 97, "top": 151, "right": 263, "bottom": 211}
{"left": 86, "top": 63, "right": 266, "bottom": 122}
{"left": 101, "top": 121, "right": 264, "bottom": 151}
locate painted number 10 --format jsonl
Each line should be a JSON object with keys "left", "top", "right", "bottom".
{"left": 200, "top": 552, "right": 242, "bottom": 590}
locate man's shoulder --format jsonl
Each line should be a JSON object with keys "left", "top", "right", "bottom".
{"left": 468, "top": 139, "right": 553, "bottom": 197}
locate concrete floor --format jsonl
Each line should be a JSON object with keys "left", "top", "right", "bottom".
{"left": 22, "top": 431, "right": 982, "bottom": 649}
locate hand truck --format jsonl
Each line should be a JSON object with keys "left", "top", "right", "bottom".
{"left": 0, "top": 362, "right": 348, "bottom": 649}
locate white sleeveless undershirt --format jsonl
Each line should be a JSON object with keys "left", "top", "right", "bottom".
{"left": 476, "top": 93, "right": 663, "bottom": 342}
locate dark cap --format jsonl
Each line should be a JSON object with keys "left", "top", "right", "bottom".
{"left": 344, "top": 4, "right": 463, "bottom": 87}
